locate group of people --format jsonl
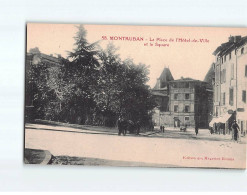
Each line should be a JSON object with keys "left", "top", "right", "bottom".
{"left": 117, "top": 115, "right": 141, "bottom": 136}
{"left": 209, "top": 120, "right": 240, "bottom": 142}
{"left": 117, "top": 115, "right": 241, "bottom": 142}
{"left": 211, "top": 123, "right": 226, "bottom": 135}
{"left": 160, "top": 125, "right": 165, "bottom": 133}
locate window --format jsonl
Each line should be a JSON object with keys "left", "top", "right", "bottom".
{"left": 245, "top": 65, "right": 247, "bottom": 77}
{"left": 173, "top": 83, "right": 189, "bottom": 88}
{"left": 174, "top": 94, "right": 178, "bottom": 100}
{"left": 185, "top": 117, "right": 190, "bottom": 121}
{"left": 241, "top": 47, "right": 244, "bottom": 55}
{"left": 242, "top": 90, "right": 246, "bottom": 103}
{"left": 231, "top": 64, "right": 234, "bottom": 79}
{"left": 185, "top": 94, "right": 190, "bottom": 100}
{"left": 229, "top": 88, "right": 234, "bottom": 106}
{"left": 212, "top": 78, "right": 215, "bottom": 85}
{"left": 174, "top": 105, "right": 178, "bottom": 112}
{"left": 184, "top": 105, "right": 190, "bottom": 113}
{"left": 220, "top": 70, "right": 226, "bottom": 83}
{"left": 229, "top": 53, "right": 231, "bottom": 60}
{"left": 224, "top": 55, "right": 226, "bottom": 62}
{"left": 223, "top": 69, "right": 226, "bottom": 83}
{"left": 215, "top": 85, "right": 218, "bottom": 102}
{"left": 241, "top": 121, "right": 244, "bottom": 134}
{"left": 220, "top": 71, "right": 222, "bottom": 83}
{"left": 222, "top": 92, "right": 225, "bottom": 105}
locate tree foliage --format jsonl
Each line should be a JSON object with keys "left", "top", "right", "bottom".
{"left": 26, "top": 25, "right": 156, "bottom": 127}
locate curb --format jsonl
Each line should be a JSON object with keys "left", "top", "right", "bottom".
{"left": 34, "top": 119, "right": 114, "bottom": 132}
{"left": 40, "top": 150, "right": 52, "bottom": 165}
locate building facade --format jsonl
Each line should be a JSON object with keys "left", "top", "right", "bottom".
{"left": 152, "top": 67, "right": 212, "bottom": 128}
{"left": 211, "top": 36, "right": 247, "bottom": 136}
{"left": 151, "top": 67, "right": 173, "bottom": 126}
{"left": 163, "top": 78, "right": 211, "bottom": 128}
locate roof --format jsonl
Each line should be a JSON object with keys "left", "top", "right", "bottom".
{"left": 153, "top": 67, "right": 174, "bottom": 89}
{"left": 151, "top": 91, "right": 168, "bottom": 97}
{"left": 169, "top": 77, "right": 206, "bottom": 83}
{"left": 213, "top": 36, "right": 247, "bottom": 56}
{"left": 204, "top": 63, "right": 215, "bottom": 83}
{"left": 156, "top": 87, "right": 167, "bottom": 90}
{"left": 159, "top": 67, "right": 174, "bottom": 81}
{"left": 40, "top": 53, "right": 60, "bottom": 65}
{"left": 27, "top": 52, "right": 62, "bottom": 66}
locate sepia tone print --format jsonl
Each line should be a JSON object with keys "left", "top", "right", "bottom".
{"left": 25, "top": 23, "right": 247, "bottom": 169}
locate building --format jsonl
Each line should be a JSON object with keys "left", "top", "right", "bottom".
{"left": 164, "top": 78, "right": 211, "bottom": 128}
{"left": 210, "top": 35, "right": 247, "bottom": 136}
{"left": 151, "top": 67, "right": 174, "bottom": 126}
{"left": 25, "top": 51, "right": 62, "bottom": 122}
{"left": 203, "top": 63, "right": 215, "bottom": 127}
{"left": 152, "top": 67, "right": 212, "bottom": 128}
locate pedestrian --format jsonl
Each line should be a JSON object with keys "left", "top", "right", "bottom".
{"left": 217, "top": 123, "right": 221, "bottom": 135}
{"left": 136, "top": 120, "right": 141, "bottom": 135}
{"left": 117, "top": 115, "right": 124, "bottom": 136}
{"left": 195, "top": 122, "right": 199, "bottom": 136}
{"left": 162, "top": 125, "right": 165, "bottom": 133}
{"left": 151, "top": 123, "right": 154, "bottom": 131}
{"left": 213, "top": 123, "right": 217, "bottom": 134}
{"left": 209, "top": 126, "right": 213, "bottom": 134}
{"left": 160, "top": 125, "right": 162, "bottom": 132}
{"left": 231, "top": 120, "right": 240, "bottom": 142}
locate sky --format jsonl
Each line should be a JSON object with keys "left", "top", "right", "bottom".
{"left": 27, "top": 23, "right": 247, "bottom": 88}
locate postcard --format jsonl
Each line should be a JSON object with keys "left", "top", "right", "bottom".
{"left": 24, "top": 23, "right": 247, "bottom": 169}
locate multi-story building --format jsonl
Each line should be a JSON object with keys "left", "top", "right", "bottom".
{"left": 204, "top": 63, "right": 215, "bottom": 126}
{"left": 152, "top": 67, "right": 212, "bottom": 128}
{"left": 151, "top": 67, "right": 173, "bottom": 126}
{"left": 210, "top": 35, "right": 247, "bottom": 135}
{"left": 164, "top": 78, "right": 211, "bottom": 128}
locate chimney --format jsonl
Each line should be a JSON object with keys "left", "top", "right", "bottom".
{"left": 234, "top": 36, "right": 241, "bottom": 43}
{"left": 229, "top": 36, "right": 234, "bottom": 43}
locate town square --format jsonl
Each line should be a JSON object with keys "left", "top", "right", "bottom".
{"left": 24, "top": 24, "right": 247, "bottom": 168}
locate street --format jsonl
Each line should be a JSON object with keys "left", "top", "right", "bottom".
{"left": 25, "top": 123, "right": 246, "bottom": 169}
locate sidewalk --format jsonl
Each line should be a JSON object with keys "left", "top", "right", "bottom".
{"left": 27, "top": 119, "right": 154, "bottom": 136}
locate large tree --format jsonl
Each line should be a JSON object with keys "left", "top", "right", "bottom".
{"left": 63, "top": 25, "right": 101, "bottom": 124}
{"left": 26, "top": 26, "right": 156, "bottom": 128}
{"left": 92, "top": 43, "right": 155, "bottom": 126}
{"left": 119, "top": 59, "right": 155, "bottom": 125}
{"left": 90, "top": 43, "right": 123, "bottom": 126}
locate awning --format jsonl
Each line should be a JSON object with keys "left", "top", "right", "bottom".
{"left": 209, "top": 117, "right": 218, "bottom": 127}
{"left": 209, "top": 113, "right": 232, "bottom": 126}
{"left": 218, "top": 113, "right": 232, "bottom": 123}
